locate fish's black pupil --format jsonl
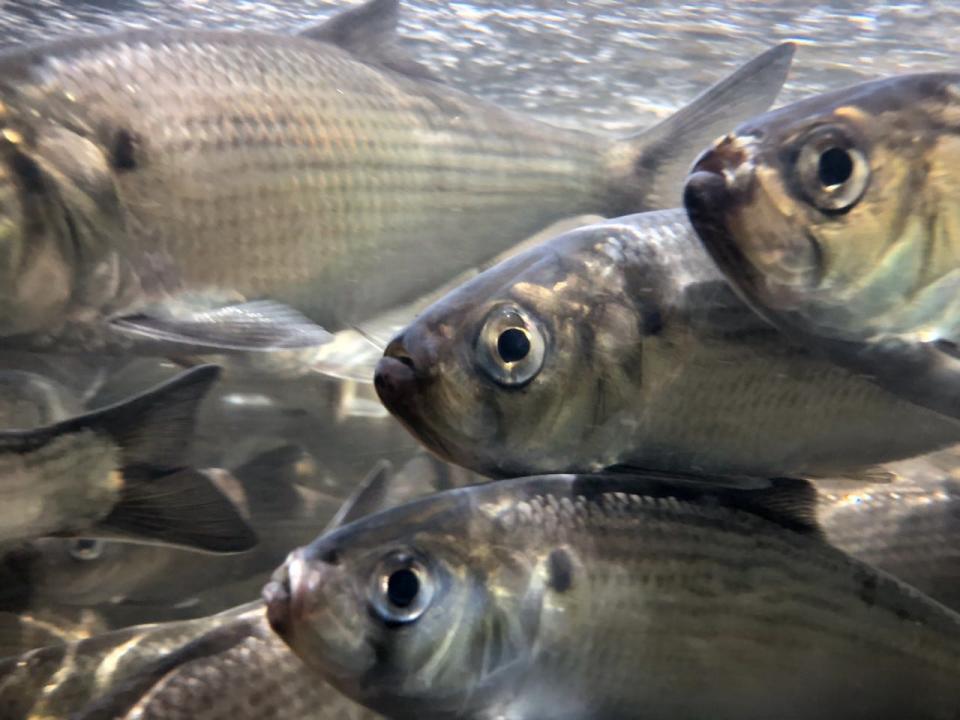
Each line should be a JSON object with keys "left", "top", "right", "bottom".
{"left": 73, "top": 539, "right": 98, "bottom": 551}
{"left": 818, "top": 147, "right": 853, "bottom": 188}
{"left": 497, "top": 327, "right": 530, "bottom": 363}
{"left": 387, "top": 567, "right": 420, "bottom": 608}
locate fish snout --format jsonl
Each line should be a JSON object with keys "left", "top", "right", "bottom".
{"left": 264, "top": 548, "right": 325, "bottom": 639}
{"left": 374, "top": 335, "right": 420, "bottom": 412}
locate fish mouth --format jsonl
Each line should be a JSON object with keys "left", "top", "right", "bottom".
{"left": 264, "top": 548, "right": 322, "bottom": 640}
{"left": 684, "top": 135, "right": 819, "bottom": 313}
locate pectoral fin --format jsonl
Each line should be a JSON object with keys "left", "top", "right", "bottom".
{"left": 109, "top": 299, "right": 332, "bottom": 355}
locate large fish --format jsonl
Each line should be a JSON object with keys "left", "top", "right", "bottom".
{"left": 373, "top": 209, "right": 960, "bottom": 480}
{"left": 0, "top": 364, "right": 256, "bottom": 551}
{"left": 265, "top": 472, "right": 960, "bottom": 720}
{"left": 683, "top": 73, "right": 960, "bottom": 420}
{"left": 0, "top": 0, "right": 793, "bottom": 371}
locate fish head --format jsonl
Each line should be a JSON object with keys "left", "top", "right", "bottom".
{"left": 684, "top": 73, "right": 960, "bottom": 339}
{"left": 374, "top": 229, "right": 645, "bottom": 477}
{"left": 0, "top": 101, "right": 124, "bottom": 336}
{"left": 265, "top": 488, "right": 539, "bottom": 717}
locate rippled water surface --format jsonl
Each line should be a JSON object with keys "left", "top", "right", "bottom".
{"left": 2, "top": 1, "right": 958, "bottom": 131}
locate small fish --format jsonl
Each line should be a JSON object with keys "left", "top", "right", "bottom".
{"left": 0, "top": 364, "right": 256, "bottom": 552}
{"left": 0, "top": 0, "right": 793, "bottom": 375}
{"left": 0, "top": 441, "right": 405, "bottom": 719}
{"left": 265, "top": 472, "right": 960, "bottom": 720}
{"left": 374, "top": 209, "right": 960, "bottom": 480}
{"left": 683, "top": 73, "right": 960, "bottom": 420}
{"left": 0, "top": 604, "right": 377, "bottom": 720}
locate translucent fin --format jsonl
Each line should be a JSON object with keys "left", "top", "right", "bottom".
{"left": 109, "top": 299, "right": 332, "bottom": 355}
{"left": 298, "top": 0, "right": 438, "bottom": 80}
{"left": 606, "top": 42, "right": 795, "bottom": 213}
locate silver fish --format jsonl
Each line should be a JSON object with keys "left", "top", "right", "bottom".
{"left": 683, "top": 73, "right": 960, "bottom": 421}
{"left": 265, "top": 472, "right": 960, "bottom": 720}
{"left": 0, "top": 364, "right": 255, "bottom": 551}
{"left": 0, "top": 0, "right": 793, "bottom": 370}
{"left": 374, "top": 209, "right": 960, "bottom": 480}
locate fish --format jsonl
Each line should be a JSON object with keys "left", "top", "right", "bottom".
{"left": 0, "top": 364, "right": 257, "bottom": 551}
{"left": 0, "top": 438, "right": 406, "bottom": 719}
{"left": 683, "top": 73, "right": 960, "bottom": 420}
{"left": 0, "top": 604, "right": 380, "bottom": 720}
{"left": 373, "top": 209, "right": 960, "bottom": 480}
{"left": 0, "top": 0, "right": 794, "bottom": 374}
{"left": 264, "top": 471, "right": 960, "bottom": 720}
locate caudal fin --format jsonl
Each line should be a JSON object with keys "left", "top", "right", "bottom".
{"left": 604, "top": 42, "right": 795, "bottom": 214}
{"left": 63, "top": 365, "right": 257, "bottom": 553}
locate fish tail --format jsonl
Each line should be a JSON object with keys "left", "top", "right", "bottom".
{"left": 70, "top": 365, "right": 258, "bottom": 553}
{"left": 602, "top": 42, "right": 795, "bottom": 214}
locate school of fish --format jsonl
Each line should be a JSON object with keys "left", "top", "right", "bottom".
{"left": 1, "top": 0, "right": 959, "bottom": 718}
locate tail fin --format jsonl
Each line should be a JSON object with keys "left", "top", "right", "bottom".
{"left": 604, "top": 42, "right": 795, "bottom": 214}
{"left": 61, "top": 365, "right": 257, "bottom": 553}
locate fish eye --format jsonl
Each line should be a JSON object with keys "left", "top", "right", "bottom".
{"left": 68, "top": 538, "right": 104, "bottom": 561}
{"left": 370, "top": 552, "right": 434, "bottom": 626}
{"left": 794, "top": 126, "right": 870, "bottom": 212}
{"left": 477, "top": 305, "right": 546, "bottom": 387}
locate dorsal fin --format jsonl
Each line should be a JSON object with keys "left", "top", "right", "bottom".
{"left": 598, "top": 469, "right": 823, "bottom": 538}
{"left": 297, "top": 0, "right": 439, "bottom": 81}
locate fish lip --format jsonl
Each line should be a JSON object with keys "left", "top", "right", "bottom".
{"left": 264, "top": 548, "right": 322, "bottom": 640}
{"left": 683, "top": 167, "right": 758, "bottom": 291}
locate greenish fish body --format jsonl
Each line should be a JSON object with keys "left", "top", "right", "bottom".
{"left": 0, "top": 0, "right": 794, "bottom": 364}
{"left": 374, "top": 209, "right": 960, "bottom": 479}
{"left": 265, "top": 473, "right": 960, "bottom": 720}
{"left": 683, "top": 73, "right": 960, "bottom": 420}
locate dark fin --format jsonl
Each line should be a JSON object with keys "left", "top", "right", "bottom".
{"left": 231, "top": 444, "right": 311, "bottom": 520}
{"left": 590, "top": 469, "right": 822, "bottom": 537}
{"left": 11, "top": 364, "right": 222, "bottom": 467}
{"left": 298, "top": 0, "right": 439, "bottom": 81}
{"left": 605, "top": 42, "right": 795, "bottom": 213}
{"left": 324, "top": 460, "right": 394, "bottom": 532}
{"left": 94, "top": 468, "right": 258, "bottom": 553}
{"left": 70, "top": 616, "right": 261, "bottom": 720}
{"left": 109, "top": 299, "right": 332, "bottom": 355}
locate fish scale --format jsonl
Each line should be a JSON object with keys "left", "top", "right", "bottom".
{"left": 0, "top": 2, "right": 795, "bottom": 360}
{"left": 270, "top": 475, "right": 960, "bottom": 720}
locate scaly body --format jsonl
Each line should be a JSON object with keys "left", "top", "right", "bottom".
{"left": 0, "top": 0, "right": 793, "bottom": 360}
{"left": 374, "top": 209, "right": 960, "bottom": 479}
{"left": 267, "top": 473, "right": 960, "bottom": 720}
